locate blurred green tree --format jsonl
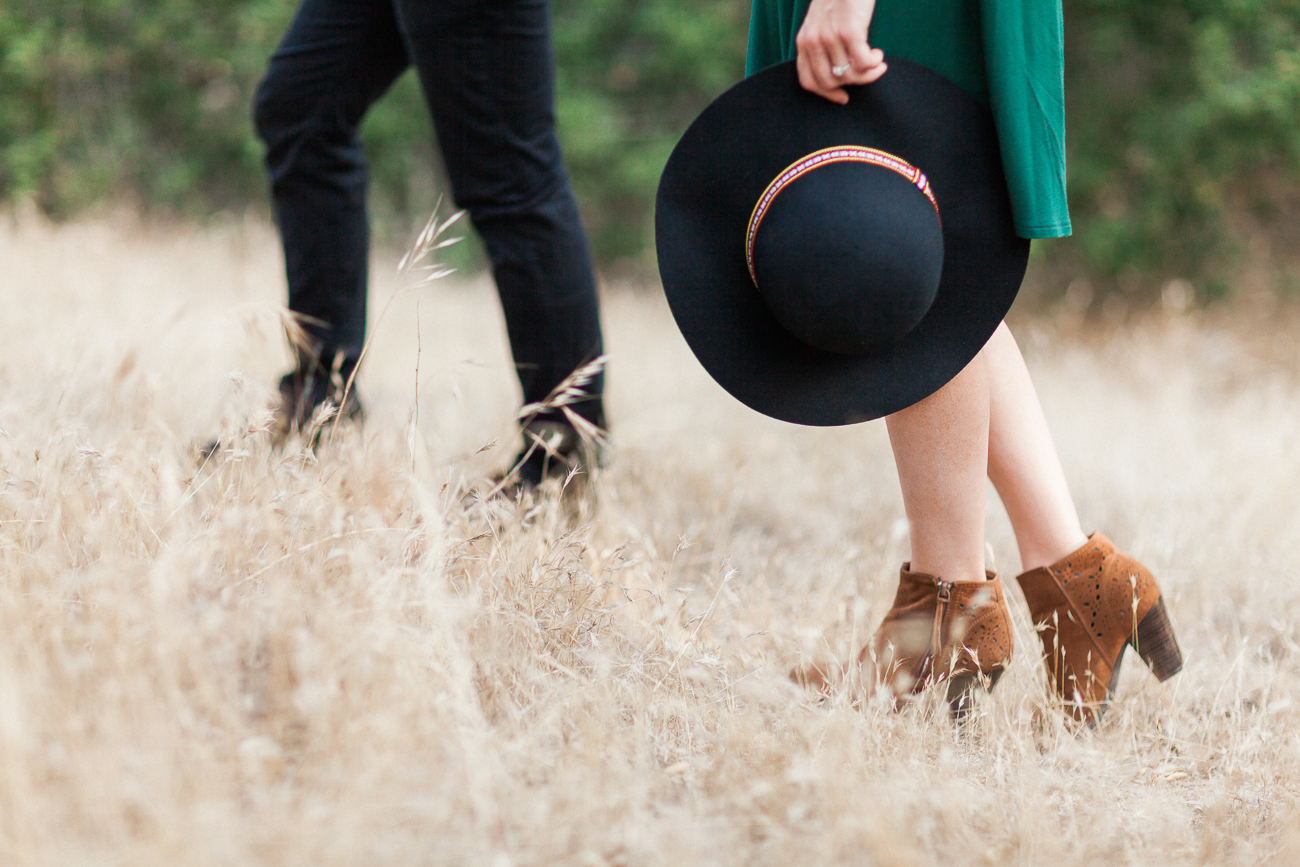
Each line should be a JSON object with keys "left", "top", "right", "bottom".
{"left": 1, "top": 0, "right": 1298, "bottom": 297}
{"left": 0, "top": 0, "right": 439, "bottom": 230}
{"left": 1063, "top": 0, "right": 1300, "bottom": 294}
{"left": 0, "top": 0, "right": 285, "bottom": 214}
{"left": 552, "top": 0, "right": 747, "bottom": 263}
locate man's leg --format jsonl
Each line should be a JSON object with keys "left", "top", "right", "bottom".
{"left": 253, "top": 0, "right": 409, "bottom": 422}
{"left": 395, "top": 0, "right": 606, "bottom": 445}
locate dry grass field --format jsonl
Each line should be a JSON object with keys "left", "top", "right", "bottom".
{"left": 3, "top": 209, "right": 1300, "bottom": 865}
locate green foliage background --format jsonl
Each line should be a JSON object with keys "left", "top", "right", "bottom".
{"left": 2, "top": 0, "right": 1298, "bottom": 296}
{"left": 1064, "top": 0, "right": 1300, "bottom": 296}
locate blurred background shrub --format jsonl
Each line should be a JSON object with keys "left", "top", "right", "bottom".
{"left": 553, "top": 0, "right": 748, "bottom": 262}
{"left": 1, "top": 0, "right": 1297, "bottom": 302}
{"left": 1064, "top": 0, "right": 1300, "bottom": 300}
{"left": 1, "top": 0, "right": 287, "bottom": 216}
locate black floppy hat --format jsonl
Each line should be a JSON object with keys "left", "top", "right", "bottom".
{"left": 655, "top": 58, "right": 1030, "bottom": 426}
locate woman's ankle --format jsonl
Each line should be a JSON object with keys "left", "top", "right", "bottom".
{"left": 1017, "top": 529, "right": 1089, "bottom": 572}
{"left": 906, "top": 559, "right": 989, "bottom": 583}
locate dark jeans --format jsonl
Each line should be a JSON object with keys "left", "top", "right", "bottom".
{"left": 253, "top": 0, "right": 604, "bottom": 427}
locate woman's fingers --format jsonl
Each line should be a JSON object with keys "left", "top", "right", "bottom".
{"left": 797, "top": 49, "right": 848, "bottom": 105}
{"left": 796, "top": 42, "right": 885, "bottom": 104}
{"left": 795, "top": 0, "right": 885, "bottom": 103}
{"left": 801, "top": 36, "right": 845, "bottom": 93}
{"left": 838, "top": 45, "right": 887, "bottom": 85}
{"left": 826, "top": 42, "right": 853, "bottom": 81}
{"left": 855, "top": 53, "right": 888, "bottom": 85}
{"left": 849, "top": 45, "right": 887, "bottom": 81}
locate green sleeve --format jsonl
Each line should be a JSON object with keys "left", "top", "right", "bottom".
{"left": 746, "top": 0, "right": 807, "bottom": 77}
{"left": 981, "top": 0, "right": 1072, "bottom": 238}
{"left": 744, "top": 0, "right": 1073, "bottom": 240}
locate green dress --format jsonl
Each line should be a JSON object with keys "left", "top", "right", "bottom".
{"left": 746, "top": 0, "right": 1071, "bottom": 239}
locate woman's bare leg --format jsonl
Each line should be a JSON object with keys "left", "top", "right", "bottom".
{"left": 984, "top": 323, "right": 1087, "bottom": 571}
{"left": 886, "top": 322, "right": 1086, "bottom": 581}
{"left": 886, "top": 354, "right": 991, "bottom": 583}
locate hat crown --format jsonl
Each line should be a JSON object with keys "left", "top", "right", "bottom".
{"left": 654, "top": 59, "right": 1030, "bottom": 426}
{"left": 749, "top": 154, "right": 944, "bottom": 355}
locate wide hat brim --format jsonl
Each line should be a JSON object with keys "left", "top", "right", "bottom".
{"left": 655, "top": 59, "right": 1030, "bottom": 426}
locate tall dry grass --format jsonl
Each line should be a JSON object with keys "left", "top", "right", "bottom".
{"left": 2, "top": 209, "right": 1300, "bottom": 865}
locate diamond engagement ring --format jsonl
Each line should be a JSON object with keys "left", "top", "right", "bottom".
{"left": 832, "top": 63, "right": 851, "bottom": 77}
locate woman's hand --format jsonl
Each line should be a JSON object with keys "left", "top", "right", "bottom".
{"left": 794, "top": 0, "right": 886, "bottom": 105}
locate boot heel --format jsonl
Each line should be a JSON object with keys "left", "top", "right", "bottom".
{"left": 1131, "top": 596, "right": 1183, "bottom": 682}
{"left": 945, "top": 669, "right": 1003, "bottom": 718}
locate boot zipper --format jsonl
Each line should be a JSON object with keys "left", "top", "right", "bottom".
{"left": 930, "top": 580, "right": 954, "bottom": 678}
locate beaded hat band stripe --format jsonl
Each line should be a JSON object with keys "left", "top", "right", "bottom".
{"left": 745, "top": 145, "right": 939, "bottom": 287}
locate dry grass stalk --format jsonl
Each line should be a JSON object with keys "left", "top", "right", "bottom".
{"left": 327, "top": 204, "right": 465, "bottom": 443}
{"left": 1, "top": 214, "right": 1300, "bottom": 865}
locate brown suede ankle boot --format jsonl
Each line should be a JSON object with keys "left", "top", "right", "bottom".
{"left": 859, "top": 564, "right": 1014, "bottom": 714}
{"left": 1016, "top": 533, "right": 1183, "bottom": 724}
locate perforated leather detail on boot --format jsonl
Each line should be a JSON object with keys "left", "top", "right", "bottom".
{"left": 951, "top": 581, "right": 1014, "bottom": 672}
{"left": 1016, "top": 533, "right": 1166, "bottom": 723}
{"left": 1049, "top": 534, "right": 1158, "bottom": 648}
